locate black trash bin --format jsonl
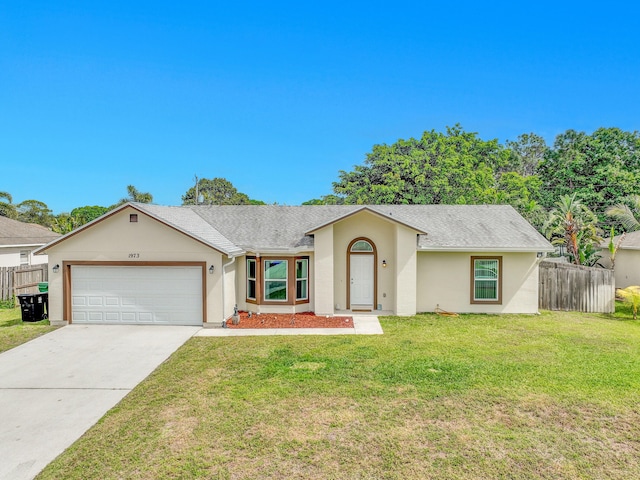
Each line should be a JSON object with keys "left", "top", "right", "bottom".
{"left": 17, "top": 293, "right": 48, "bottom": 322}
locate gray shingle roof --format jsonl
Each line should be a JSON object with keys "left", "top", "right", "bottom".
{"left": 36, "top": 203, "right": 554, "bottom": 256}
{"left": 602, "top": 230, "right": 640, "bottom": 251}
{"left": 182, "top": 204, "right": 553, "bottom": 253}
{"left": 0, "top": 216, "right": 60, "bottom": 247}
{"left": 135, "top": 204, "right": 244, "bottom": 256}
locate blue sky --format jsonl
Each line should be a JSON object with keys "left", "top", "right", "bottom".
{"left": 2, "top": 1, "right": 639, "bottom": 213}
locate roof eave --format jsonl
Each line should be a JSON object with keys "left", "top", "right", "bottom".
{"left": 243, "top": 246, "right": 314, "bottom": 255}
{"left": 0, "top": 243, "right": 49, "bottom": 249}
{"left": 418, "top": 246, "right": 556, "bottom": 253}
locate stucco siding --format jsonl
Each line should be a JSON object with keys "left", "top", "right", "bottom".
{"left": 603, "top": 249, "right": 637, "bottom": 289}
{"left": 43, "top": 207, "right": 224, "bottom": 324}
{"left": 314, "top": 226, "right": 334, "bottom": 315}
{"left": 417, "top": 251, "right": 540, "bottom": 314}
{"left": 395, "top": 225, "right": 417, "bottom": 315}
{"left": 331, "top": 211, "right": 398, "bottom": 312}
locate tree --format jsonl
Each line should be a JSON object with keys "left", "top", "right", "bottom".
{"left": 332, "top": 125, "right": 509, "bottom": 205}
{"left": 51, "top": 205, "right": 109, "bottom": 234}
{"left": 302, "top": 195, "right": 345, "bottom": 205}
{"left": 605, "top": 195, "right": 640, "bottom": 232}
{"left": 112, "top": 185, "right": 153, "bottom": 208}
{"left": 70, "top": 205, "right": 109, "bottom": 224}
{"left": 543, "top": 193, "right": 602, "bottom": 266}
{"left": 0, "top": 191, "right": 17, "bottom": 219}
{"left": 494, "top": 172, "right": 545, "bottom": 229}
{"left": 182, "top": 177, "right": 263, "bottom": 205}
{"left": 16, "top": 200, "right": 54, "bottom": 227}
{"left": 503, "top": 133, "right": 548, "bottom": 177}
{"left": 538, "top": 128, "right": 640, "bottom": 219}
{"left": 52, "top": 213, "right": 84, "bottom": 234}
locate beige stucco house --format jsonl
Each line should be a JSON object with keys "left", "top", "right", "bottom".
{"left": 35, "top": 203, "right": 553, "bottom": 326}
{"left": 599, "top": 231, "right": 640, "bottom": 288}
{"left": 0, "top": 216, "right": 60, "bottom": 267}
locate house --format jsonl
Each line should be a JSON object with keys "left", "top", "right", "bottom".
{"left": 599, "top": 231, "right": 640, "bottom": 288}
{"left": 35, "top": 203, "right": 554, "bottom": 326}
{"left": 0, "top": 216, "right": 60, "bottom": 267}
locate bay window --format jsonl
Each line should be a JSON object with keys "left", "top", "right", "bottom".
{"left": 246, "top": 256, "right": 309, "bottom": 305}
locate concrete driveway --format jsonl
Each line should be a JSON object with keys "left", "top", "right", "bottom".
{"left": 0, "top": 324, "right": 200, "bottom": 480}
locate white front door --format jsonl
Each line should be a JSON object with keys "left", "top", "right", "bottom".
{"left": 350, "top": 254, "right": 374, "bottom": 307}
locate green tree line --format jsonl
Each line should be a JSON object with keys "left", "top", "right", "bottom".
{"left": 4, "top": 125, "right": 640, "bottom": 267}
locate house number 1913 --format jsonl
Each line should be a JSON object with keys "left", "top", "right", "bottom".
{"left": 128, "top": 253, "right": 140, "bottom": 258}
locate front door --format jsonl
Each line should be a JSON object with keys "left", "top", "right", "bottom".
{"left": 350, "top": 254, "right": 374, "bottom": 308}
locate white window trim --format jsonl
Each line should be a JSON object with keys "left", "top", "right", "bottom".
{"left": 296, "top": 258, "right": 308, "bottom": 301}
{"left": 264, "top": 259, "right": 288, "bottom": 302}
{"left": 246, "top": 258, "right": 256, "bottom": 300}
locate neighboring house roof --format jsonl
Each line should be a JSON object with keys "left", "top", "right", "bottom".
{"left": 35, "top": 203, "right": 554, "bottom": 256}
{"left": 601, "top": 230, "right": 640, "bottom": 251}
{"left": 0, "top": 216, "right": 60, "bottom": 248}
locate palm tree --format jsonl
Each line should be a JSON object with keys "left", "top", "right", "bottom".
{"left": 544, "top": 193, "right": 602, "bottom": 266}
{"left": 113, "top": 185, "right": 153, "bottom": 208}
{"left": 606, "top": 195, "right": 640, "bottom": 232}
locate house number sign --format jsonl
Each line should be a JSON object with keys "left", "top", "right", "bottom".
{"left": 128, "top": 253, "right": 140, "bottom": 258}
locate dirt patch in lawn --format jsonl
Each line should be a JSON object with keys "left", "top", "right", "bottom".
{"left": 226, "top": 311, "right": 353, "bottom": 329}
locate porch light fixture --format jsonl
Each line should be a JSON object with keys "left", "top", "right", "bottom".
{"left": 382, "top": 260, "right": 387, "bottom": 268}
{"left": 209, "top": 265, "right": 215, "bottom": 274}
{"left": 52, "top": 264, "right": 60, "bottom": 273}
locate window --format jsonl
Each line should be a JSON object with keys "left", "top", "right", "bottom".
{"left": 129, "top": 214, "right": 138, "bottom": 222}
{"left": 471, "top": 256, "right": 502, "bottom": 304}
{"left": 20, "top": 250, "right": 29, "bottom": 266}
{"left": 351, "top": 240, "right": 373, "bottom": 252}
{"left": 296, "top": 258, "right": 308, "bottom": 300}
{"left": 247, "top": 258, "right": 256, "bottom": 300}
{"left": 264, "top": 260, "right": 288, "bottom": 301}
{"left": 247, "top": 256, "right": 310, "bottom": 304}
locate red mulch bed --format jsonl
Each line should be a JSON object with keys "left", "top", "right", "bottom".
{"left": 226, "top": 311, "right": 353, "bottom": 329}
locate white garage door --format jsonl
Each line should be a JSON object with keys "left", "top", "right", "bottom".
{"left": 71, "top": 265, "right": 203, "bottom": 325}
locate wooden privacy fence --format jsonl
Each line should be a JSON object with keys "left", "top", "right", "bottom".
{"left": 538, "top": 261, "right": 615, "bottom": 313}
{"left": 0, "top": 264, "right": 48, "bottom": 301}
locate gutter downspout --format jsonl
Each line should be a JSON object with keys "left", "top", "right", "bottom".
{"left": 221, "top": 255, "right": 236, "bottom": 326}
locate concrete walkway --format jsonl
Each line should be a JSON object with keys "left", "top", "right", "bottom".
{"left": 0, "top": 325, "right": 199, "bottom": 480}
{"left": 196, "top": 315, "right": 383, "bottom": 337}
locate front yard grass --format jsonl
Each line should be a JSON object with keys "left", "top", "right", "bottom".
{"left": 39, "top": 309, "right": 640, "bottom": 479}
{"left": 0, "top": 304, "right": 57, "bottom": 353}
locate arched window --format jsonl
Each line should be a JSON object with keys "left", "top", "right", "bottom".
{"left": 350, "top": 240, "right": 373, "bottom": 252}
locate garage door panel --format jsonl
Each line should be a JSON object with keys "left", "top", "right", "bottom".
{"left": 71, "top": 266, "right": 203, "bottom": 326}
{"left": 88, "top": 297, "right": 103, "bottom": 306}
{"left": 105, "top": 297, "right": 119, "bottom": 306}
{"left": 72, "top": 297, "right": 87, "bottom": 306}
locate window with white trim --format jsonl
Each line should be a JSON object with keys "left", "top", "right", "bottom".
{"left": 20, "top": 250, "right": 29, "bottom": 266}
{"left": 296, "top": 258, "right": 308, "bottom": 300}
{"left": 471, "top": 256, "right": 502, "bottom": 304}
{"left": 264, "top": 260, "right": 288, "bottom": 301}
{"left": 247, "top": 258, "right": 256, "bottom": 300}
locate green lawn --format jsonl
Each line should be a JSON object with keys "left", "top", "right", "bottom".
{"left": 39, "top": 309, "right": 640, "bottom": 480}
{"left": 0, "top": 304, "right": 57, "bottom": 353}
